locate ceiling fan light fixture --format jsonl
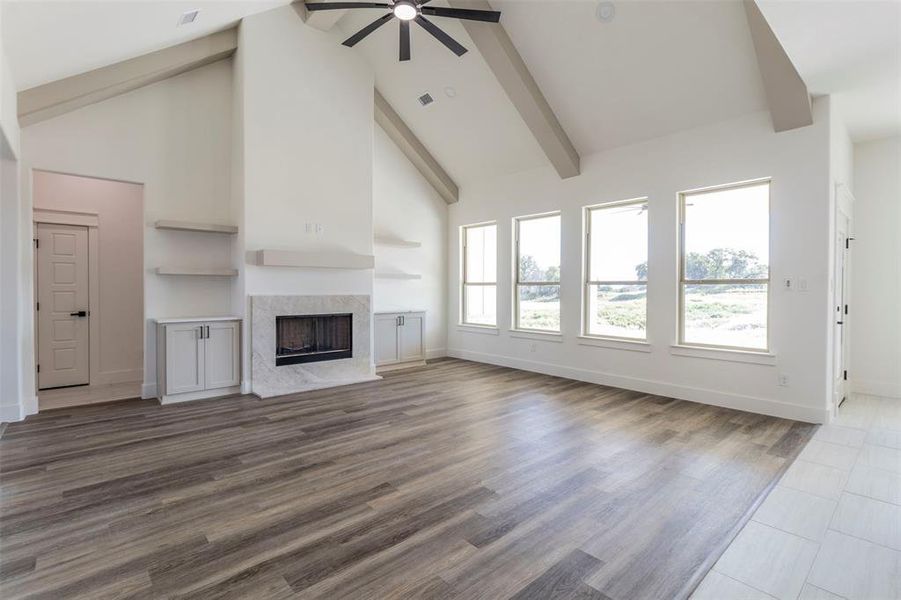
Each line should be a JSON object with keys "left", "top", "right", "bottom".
{"left": 393, "top": 1, "right": 417, "bottom": 21}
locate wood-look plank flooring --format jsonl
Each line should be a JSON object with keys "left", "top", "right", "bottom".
{"left": 0, "top": 358, "right": 815, "bottom": 599}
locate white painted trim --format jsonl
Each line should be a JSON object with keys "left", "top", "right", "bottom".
{"left": 0, "top": 403, "right": 24, "bottom": 423}
{"left": 33, "top": 208, "right": 99, "bottom": 227}
{"left": 447, "top": 348, "right": 826, "bottom": 423}
{"left": 426, "top": 348, "right": 447, "bottom": 360}
{"left": 578, "top": 336, "right": 652, "bottom": 353}
{"left": 669, "top": 344, "right": 777, "bottom": 366}
{"left": 457, "top": 324, "right": 500, "bottom": 336}
{"left": 509, "top": 329, "right": 564, "bottom": 343}
{"left": 141, "top": 382, "right": 158, "bottom": 399}
{"left": 852, "top": 379, "right": 901, "bottom": 399}
{"left": 90, "top": 368, "right": 144, "bottom": 386}
{"left": 160, "top": 385, "right": 241, "bottom": 405}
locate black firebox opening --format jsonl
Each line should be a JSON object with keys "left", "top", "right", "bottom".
{"left": 275, "top": 313, "right": 352, "bottom": 366}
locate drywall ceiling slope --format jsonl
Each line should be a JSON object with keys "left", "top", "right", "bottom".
{"left": 757, "top": 0, "right": 901, "bottom": 141}
{"left": 336, "top": 5, "right": 548, "bottom": 186}
{"left": 2, "top": 0, "right": 288, "bottom": 89}
{"left": 491, "top": 0, "right": 768, "bottom": 156}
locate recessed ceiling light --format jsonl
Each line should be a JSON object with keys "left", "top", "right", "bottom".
{"left": 596, "top": 1, "right": 615, "bottom": 23}
{"left": 393, "top": 1, "right": 417, "bottom": 21}
{"left": 444, "top": 86, "right": 457, "bottom": 98}
{"left": 178, "top": 9, "right": 200, "bottom": 26}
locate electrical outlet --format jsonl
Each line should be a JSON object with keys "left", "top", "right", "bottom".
{"left": 778, "top": 373, "right": 790, "bottom": 387}
{"left": 783, "top": 277, "right": 795, "bottom": 291}
{"left": 529, "top": 343, "right": 537, "bottom": 353}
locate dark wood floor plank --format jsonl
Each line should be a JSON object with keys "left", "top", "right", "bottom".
{"left": 0, "top": 358, "right": 813, "bottom": 599}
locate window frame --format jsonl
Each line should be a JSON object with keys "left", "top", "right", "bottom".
{"left": 582, "top": 198, "right": 649, "bottom": 341}
{"left": 678, "top": 178, "right": 771, "bottom": 352}
{"left": 513, "top": 211, "right": 562, "bottom": 333}
{"left": 460, "top": 221, "right": 498, "bottom": 328}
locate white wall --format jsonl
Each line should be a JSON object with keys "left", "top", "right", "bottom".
{"left": 0, "top": 18, "right": 31, "bottom": 421}
{"left": 236, "top": 6, "right": 376, "bottom": 385}
{"left": 373, "top": 125, "right": 447, "bottom": 358}
{"left": 851, "top": 136, "right": 901, "bottom": 398}
{"left": 32, "top": 171, "right": 144, "bottom": 386}
{"left": 448, "top": 101, "right": 834, "bottom": 423}
{"left": 19, "top": 60, "right": 235, "bottom": 397}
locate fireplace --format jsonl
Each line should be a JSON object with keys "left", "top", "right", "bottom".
{"left": 276, "top": 313, "right": 352, "bottom": 366}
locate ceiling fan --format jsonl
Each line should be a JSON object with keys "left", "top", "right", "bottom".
{"left": 304, "top": 1, "right": 501, "bottom": 61}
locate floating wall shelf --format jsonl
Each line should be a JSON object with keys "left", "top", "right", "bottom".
{"left": 155, "top": 267, "right": 238, "bottom": 277}
{"left": 257, "top": 249, "right": 375, "bottom": 270}
{"left": 374, "top": 235, "right": 422, "bottom": 248}
{"left": 155, "top": 220, "right": 238, "bottom": 234}
{"left": 375, "top": 272, "right": 422, "bottom": 280}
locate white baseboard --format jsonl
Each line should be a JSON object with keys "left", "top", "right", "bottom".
{"left": 0, "top": 403, "right": 23, "bottom": 423}
{"left": 426, "top": 347, "right": 447, "bottom": 360}
{"left": 92, "top": 368, "right": 143, "bottom": 386}
{"left": 852, "top": 379, "right": 901, "bottom": 399}
{"left": 141, "top": 382, "right": 158, "bottom": 399}
{"left": 447, "top": 348, "right": 828, "bottom": 424}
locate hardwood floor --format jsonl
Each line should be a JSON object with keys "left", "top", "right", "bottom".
{"left": 0, "top": 358, "right": 815, "bottom": 599}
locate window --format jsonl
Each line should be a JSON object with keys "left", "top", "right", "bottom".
{"left": 461, "top": 222, "right": 497, "bottom": 326}
{"left": 514, "top": 213, "right": 561, "bottom": 332}
{"left": 584, "top": 200, "right": 648, "bottom": 340}
{"left": 679, "top": 180, "right": 770, "bottom": 351}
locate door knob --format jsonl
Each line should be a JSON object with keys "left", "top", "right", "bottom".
{"left": 70, "top": 311, "right": 88, "bottom": 317}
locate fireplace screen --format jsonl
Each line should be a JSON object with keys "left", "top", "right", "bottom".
{"left": 276, "top": 313, "right": 353, "bottom": 366}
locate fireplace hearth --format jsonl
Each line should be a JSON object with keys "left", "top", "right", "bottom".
{"left": 276, "top": 313, "right": 352, "bottom": 366}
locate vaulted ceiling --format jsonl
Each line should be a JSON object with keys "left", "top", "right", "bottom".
{"left": 3, "top": 0, "right": 899, "bottom": 186}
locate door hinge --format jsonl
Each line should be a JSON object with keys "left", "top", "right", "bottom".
{"left": 844, "top": 304, "right": 849, "bottom": 315}
{"left": 37, "top": 364, "right": 40, "bottom": 373}
{"left": 846, "top": 236, "right": 855, "bottom": 249}
{"left": 843, "top": 370, "right": 848, "bottom": 381}
{"left": 36, "top": 302, "right": 39, "bottom": 311}
{"left": 34, "top": 238, "right": 39, "bottom": 249}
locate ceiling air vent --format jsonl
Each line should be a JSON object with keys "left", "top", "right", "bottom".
{"left": 178, "top": 9, "right": 200, "bottom": 26}
{"left": 418, "top": 93, "right": 434, "bottom": 107}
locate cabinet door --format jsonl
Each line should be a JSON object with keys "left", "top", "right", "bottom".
{"left": 374, "top": 314, "right": 400, "bottom": 366}
{"left": 399, "top": 313, "right": 425, "bottom": 362}
{"left": 204, "top": 321, "right": 240, "bottom": 390}
{"left": 166, "top": 324, "right": 205, "bottom": 394}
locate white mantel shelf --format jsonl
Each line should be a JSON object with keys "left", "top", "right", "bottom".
{"left": 257, "top": 249, "right": 375, "bottom": 270}
{"left": 375, "top": 272, "right": 421, "bottom": 280}
{"left": 154, "top": 220, "right": 238, "bottom": 234}
{"left": 374, "top": 235, "right": 422, "bottom": 248}
{"left": 155, "top": 267, "right": 238, "bottom": 277}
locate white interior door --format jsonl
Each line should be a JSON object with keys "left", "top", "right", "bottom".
{"left": 204, "top": 321, "right": 240, "bottom": 390}
{"left": 833, "top": 213, "right": 851, "bottom": 409}
{"left": 37, "top": 223, "right": 89, "bottom": 389}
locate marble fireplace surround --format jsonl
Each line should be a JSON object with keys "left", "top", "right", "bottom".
{"left": 251, "top": 295, "right": 378, "bottom": 398}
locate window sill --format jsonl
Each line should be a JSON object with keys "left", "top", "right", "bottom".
{"left": 578, "top": 336, "right": 651, "bottom": 353}
{"left": 457, "top": 324, "right": 499, "bottom": 336}
{"left": 669, "top": 344, "right": 776, "bottom": 365}
{"left": 509, "top": 329, "right": 564, "bottom": 343}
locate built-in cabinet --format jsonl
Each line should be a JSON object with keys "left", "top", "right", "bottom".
{"left": 374, "top": 311, "right": 426, "bottom": 370}
{"left": 156, "top": 318, "right": 241, "bottom": 403}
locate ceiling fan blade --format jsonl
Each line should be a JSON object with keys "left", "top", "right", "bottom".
{"left": 305, "top": 2, "right": 390, "bottom": 10}
{"left": 419, "top": 6, "right": 501, "bottom": 23}
{"left": 399, "top": 20, "right": 411, "bottom": 61}
{"left": 415, "top": 15, "right": 468, "bottom": 56}
{"left": 343, "top": 13, "right": 395, "bottom": 47}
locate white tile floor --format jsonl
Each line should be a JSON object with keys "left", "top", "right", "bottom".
{"left": 692, "top": 394, "right": 901, "bottom": 600}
